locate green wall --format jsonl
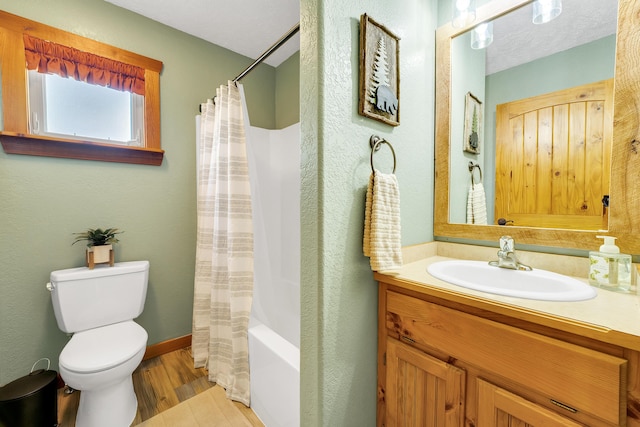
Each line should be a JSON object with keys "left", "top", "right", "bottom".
{"left": 0, "top": 0, "right": 295, "bottom": 385}
{"left": 301, "top": 0, "right": 436, "bottom": 424}
{"left": 276, "top": 51, "right": 301, "bottom": 129}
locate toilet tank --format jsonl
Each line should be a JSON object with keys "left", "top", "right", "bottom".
{"left": 49, "top": 261, "right": 149, "bottom": 333}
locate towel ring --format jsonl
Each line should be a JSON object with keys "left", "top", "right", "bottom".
{"left": 468, "top": 161, "right": 482, "bottom": 185}
{"left": 370, "top": 135, "right": 396, "bottom": 174}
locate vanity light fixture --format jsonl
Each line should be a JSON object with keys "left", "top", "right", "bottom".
{"left": 452, "top": 0, "right": 476, "bottom": 28}
{"left": 532, "top": 0, "right": 562, "bottom": 24}
{"left": 471, "top": 21, "right": 494, "bottom": 49}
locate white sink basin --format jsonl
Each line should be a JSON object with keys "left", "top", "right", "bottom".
{"left": 427, "top": 260, "right": 597, "bottom": 301}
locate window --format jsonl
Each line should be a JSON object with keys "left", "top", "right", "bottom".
{"left": 0, "top": 10, "right": 164, "bottom": 165}
{"left": 28, "top": 71, "right": 145, "bottom": 146}
{"left": 28, "top": 70, "right": 144, "bottom": 147}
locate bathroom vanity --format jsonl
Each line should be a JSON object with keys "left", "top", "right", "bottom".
{"left": 375, "top": 244, "right": 640, "bottom": 427}
{"left": 399, "top": 0, "right": 640, "bottom": 424}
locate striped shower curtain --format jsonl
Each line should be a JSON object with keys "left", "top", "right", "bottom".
{"left": 193, "top": 82, "right": 254, "bottom": 406}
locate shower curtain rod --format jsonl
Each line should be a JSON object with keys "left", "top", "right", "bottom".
{"left": 233, "top": 22, "right": 300, "bottom": 83}
{"left": 199, "top": 23, "right": 300, "bottom": 112}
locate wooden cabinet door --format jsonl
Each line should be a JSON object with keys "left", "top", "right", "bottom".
{"left": 386, "top": 338, "right": 465, "bottom": 427}
{"left": 477, "top": 379, "right": 586, "bottom": 427}
{"left": 495, "top": 79, "right": 613, "bottom": 230}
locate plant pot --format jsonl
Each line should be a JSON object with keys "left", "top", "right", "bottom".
{"left": 86, "top": 244, "right": 114, "bottom": 269}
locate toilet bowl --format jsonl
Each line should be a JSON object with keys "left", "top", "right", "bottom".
{"left": 60, "top": 321, "right": 147, "bottom": 427}
{"left": 48, "top": 261, "right": 149, "bottom": 427}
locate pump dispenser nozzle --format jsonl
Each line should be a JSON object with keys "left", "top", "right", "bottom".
{"left": 596, "top": 235, "right": 619, "bottom": 254}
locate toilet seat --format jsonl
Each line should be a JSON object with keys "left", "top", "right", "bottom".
{"left": 60, "top": 320, "right": 147, "bottom": 374}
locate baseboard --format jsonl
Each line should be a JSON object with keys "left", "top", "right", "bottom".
{"left": 56, "top": 334, "right": 192, "bottom": 388}
{"left": 143, "top": 334, "right": 192, "bottom": 360}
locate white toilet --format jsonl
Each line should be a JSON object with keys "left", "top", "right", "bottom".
{"left": 48, "top": 260, "right": 149, "bottom": 427}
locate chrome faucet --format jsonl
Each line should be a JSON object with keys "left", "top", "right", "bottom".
{"left": 489, "top": 236, "right": 532, "bottom": 271}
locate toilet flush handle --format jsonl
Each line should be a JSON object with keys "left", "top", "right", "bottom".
{"left": 46, "top": 282, "right": 54, "bottom": 291}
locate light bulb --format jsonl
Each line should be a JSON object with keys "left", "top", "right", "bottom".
{"left": 452, "top": 0, "right": 476, "bottom": 28}
{"left": 456, "top": 0, "right": 471, "bottom": 11}
{"left": 471, "top": 22, "right": 493, "bottom": 50}
{"left": 532, "top": 0, "right": 562, "bottom": 24}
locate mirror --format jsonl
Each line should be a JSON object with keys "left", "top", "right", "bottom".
{"left": 435, "top": 0, "right": 640, "bottom": 254}
{"left": 449, "top": 0, "right": 617, "bottom": 229}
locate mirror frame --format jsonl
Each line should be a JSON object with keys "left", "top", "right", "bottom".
{"left": 434, "top": 0, "right": 640, "bottom": 254}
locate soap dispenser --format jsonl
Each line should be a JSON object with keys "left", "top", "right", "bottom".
{"left": 588, "top": 236, "right": 632, "bottom": 292}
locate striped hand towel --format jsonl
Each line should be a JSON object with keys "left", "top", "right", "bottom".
{"left": 363, "top": 170, "right": 403, "bottom": 275}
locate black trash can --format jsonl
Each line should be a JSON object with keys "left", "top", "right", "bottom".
{"left": 0, "top": 363, "right": 58, "bottom": 427}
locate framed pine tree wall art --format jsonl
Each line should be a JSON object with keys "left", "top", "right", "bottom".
{"left": 463, "top": 92, "right": 482, "bottom": 154}
{"left": 359, "top": 14, "right": 400, "bottom": 126}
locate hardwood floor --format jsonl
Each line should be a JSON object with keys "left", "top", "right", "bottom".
{"left": 57, "top": 347, "right": 264, "bottom": 426}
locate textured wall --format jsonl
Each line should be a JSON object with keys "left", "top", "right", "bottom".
{"left": 0, "top": 0, "right": 285, "bottom": 385}
{"left": 301, "top": 0, "right": 436, "bottom": 424}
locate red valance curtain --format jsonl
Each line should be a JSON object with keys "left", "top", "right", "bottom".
{"left": 23, "top": 34, "right": 145, "bottom": 95}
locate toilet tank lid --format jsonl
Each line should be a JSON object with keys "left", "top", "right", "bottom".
{"left": 50, "top": 260, "right": 149, "bottom": 282}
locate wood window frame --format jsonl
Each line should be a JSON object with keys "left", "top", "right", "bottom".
{"left": 0, "top": 10, "right": 164, "bottom": 166}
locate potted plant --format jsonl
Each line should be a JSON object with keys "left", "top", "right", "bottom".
{"left": 72, "top": 227, "right": 123, "bottom": 269}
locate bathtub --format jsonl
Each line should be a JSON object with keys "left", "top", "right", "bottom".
{"left": 248, "top": 275, "right": 300, "bottom": 427}
{"left": 249, "top": 322, "right": 300, "bottom": 427}
{"left": 245, "top": 122, "right": 300, "bottom": 426}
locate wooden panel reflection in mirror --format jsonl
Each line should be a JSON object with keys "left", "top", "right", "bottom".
{"left": 495, "top": 79, "right": 612, "bottom": 230}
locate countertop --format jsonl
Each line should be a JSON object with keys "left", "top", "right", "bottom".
{"left": 375, "top": 242, "right": 640, "bottom": 351}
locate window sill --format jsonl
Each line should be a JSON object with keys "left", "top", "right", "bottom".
{"left": 0, "top": 132, "right": 164, "bottom": 166}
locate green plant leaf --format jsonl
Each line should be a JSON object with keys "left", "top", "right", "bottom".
{"left": 72, "top": 227, "right": 124, "bottom": 247}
